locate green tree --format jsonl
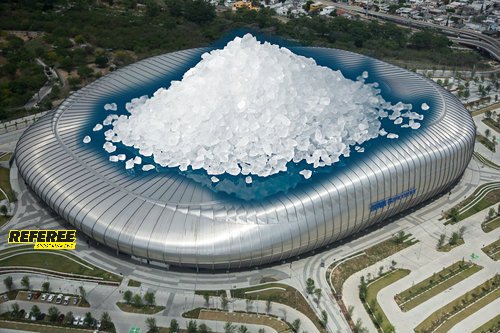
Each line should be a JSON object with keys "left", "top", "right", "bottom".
{"left": 146, "top": 317, "right": 159, "bottom": 333}
{"left": 203, "top": 292, "right": 210, "bottom": 307}
{"left": 79, "top": 286, "right": 87, "bottom": 303}
{"left": 437, "top": 233, "right": 446, "bottom": 249}
{"left": 265, "top": 298, "right": 272, "bottom": 313}
{"left": 30, "top": 304, "right": 41, "bottom": 318}
{"left": 187, "top": 320, "right": 198, "bottom": 333}
{"left": 3, "top": 276, "right": 13, "bottom": 291}
{"left": 124, "top": 290, "right": 133, "bottom": 304}
{"left": 305, "top": 278, "right": 315, "bottom": 295}
{"left": 449, "top": 231, "right": 460, "bottom": 245}
{"left": 132, "top": 293, "right": 143, "bottom": 307}
{"left": 101, "top": 312, "right": 112, "bottom": 330}
{"left": 144, "top": 291, "right": 156, "bottom": 306}
{"left": 48, "top": 306, "right": 60, "bottom": 322}
{"left": 314, "top": 288, "right": 322, "bottom": 303}
{"left": 170, "top": 319, "right": 179, "bottom": 333}
{"left": 10, "top": 303, "right": 19, "bottom": 318}
{"left": 84, "top": 312, "right": 93, "bottom": 326}
{"left": 183, "top": 0, "right": 216, "bottom": 24}
{"left": 224, "top": 322, "right": 236, "bottom": 333}
{"left": 65, "top": 311, "right": 74, "bottom": 325}
{"left": 238, "top": 325, "right": 248, "bottom": 333}
{"left": 488, "top": 207, "right": 496, "bottom": 220}
{"left": 485, "top": 128, "right": 491, "bottom": 139}
{"left": 199, "top": 323, "right": 210, "bottom": 333}
{"left": 95, "top": 55, "right": 109, "bottom": 68}
{"left": 448, "top": 207, "right": 459, "bottom": 222}
{"left": 458, "top": 226, "right": 466, "bottom": 238}
{"left": 291, "top": 318, "right": 301, "bottom": 332}
{"left": 221, "top": 294, "right": 229, "bottom": 311}
{"left": 353, "top": 318, "right": 368, "bottom": 333}
{"left": 395, "top": 230, "right": 406, "bottom": 244}
{"left": 21, "top": 276, "right": 30, "bottom": 290}
{"left": 320, "top": 309, "right": 328, "bottom": 327}
{"left": 42, "top": 281, "right": 50, "bottom": 293}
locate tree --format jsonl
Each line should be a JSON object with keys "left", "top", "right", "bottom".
{"left": 79, "top": 286, "right": 87, "bottom": 301}
{"left": 320, "top": 310, "right": 328, "bottom": 327}
{"left": 101, "top": 312, "right": 112, "bottom": 330}
{"left": 30, "top": 304, "right": 41, "bottom": 318}
{"left": 132, "top": 293, "right": 143, "bottom": 307}
{"left": 10, "top": 303, "right": 19, "bottom": 318}
{"left": 0, "top": 205, "right": 8, "bottom": 217}
{"left": 291, "top": 318, "right": 301, "bottom": 332}
{"left": 353, "top": 318, "right": 368, "bottom": 333}
{"left": 84, "top": 312, "right": 93, "bottom": 326}
{"left": 187, "top": 320, "right": 198, "bottom": 333}
{"left": 449, "top": 231, "right": 460, "bottom": 245}
{"left": 437, "top": 234, "right": 446, "bottom": 249}
{"left": 170, "top": 319, "right": 179, "bottom": 333}
{"left": 146, "top": 317, "right": 159, "bottom": 333}
{"left": 488, "top": 207, "right": 496, "bottom": 220}
{"left": 94, "top": 55, "right": 109, "bottom": 68}
{"left": 485, "top": 128, "right": 491, "bottom": 139}
{"left": 3, "top": 276, "right": 13, "bottom": 291}
{"left": 65, "top": 311, "right": 74, "bottom": 325}
{"left": 48, "top": 306, "right": 60, "bottom": 322}
{"left": 144, "top": 291, "right": 156, "bottom": 306}
{"left": 21, "top": 276, "right": 30, "bottom": 290}
{"left": 224, "top": 322, "right": 236, "bottom": 333}
{"left": 314, "top": 288, "right": 322, "bottom": 303}
{"left": 245, "top": 299, "right": 253, "bottom": 312}
{"left": 448, "top": 207, "right": 459, "bottom": 222}
{"left": 123, "top": 290, "right": 133, "bottom": 304}
{"left": 306, "top": 278, "right": 316, "bottom": 295}
{"left": 238, "top": 325, "right": 248, "bottom": 333}
{"left": 359, "top": 276, "right": 368, "bottom": 301}
{"left": 199, "top": 323, "right": 210, "bottom": 333}
{"left": 347, "top": 305, "right": 354, "bottom": 319}
{"left": 395, "top": 230, "right": 406, "bottom": 244}
{"left": 203, "top": 292, "right": 210, "bottom": 307}
{"left": 183, "top": 0, "right": 216, "bottom": 24}
{"left": 42, "top": 282, "right": 50, "bottom": 293}
{"left": 258, "top": 329, "right": 265, "bottom": 333}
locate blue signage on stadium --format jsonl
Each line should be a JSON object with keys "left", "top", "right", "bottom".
{"left": 370, "top": 188, "right": 416, "bottom": 212}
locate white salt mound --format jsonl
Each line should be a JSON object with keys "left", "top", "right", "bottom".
{"left": 103, "top": 142, "right": 116, "bottom": 153}
{"left": 109, "top": 155, "right": 119, "bottom": 162}
{"left": 93, "top": 124, "right": 103, "bottom": 131}
{"left": 421, "top": 102, "right": 429, "bottom": 111}
{"left": 125, "top": 159, "right": 135, "bottom": 170}
{"left": 142, "top": 164, "right": 155, "bottom": 171}
{"left": 387, "top": 133, "right": 399, "bottom": 139}
{"left": 134, "top": 156, "right": 142, "bottom": 165}
{"left": 245, "top": 176, "right": 253, "bottom": 184}
{"left": 299, "top": 169, "right": 312, "bottom": 179}
{"left": 117, "top": 154, "right": 126, "bottom": 161}
{"left": 104, "top": 103, "right": 118, "bottom": 111}
{"left": 83, "top": 136, "right": 91, "bottom": 144}
{"left": 107, "top": 34, "right": 421, "bottom": 177}
{"left": 211, "top": 176, "right": 220, "bottom": 183}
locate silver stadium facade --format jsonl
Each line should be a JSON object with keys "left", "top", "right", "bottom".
{"left": 15, "top": 46, "right": 475, "bottom": 269}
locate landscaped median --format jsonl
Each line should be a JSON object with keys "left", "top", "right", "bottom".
{"left": 481, "top": 216, "right": 500, "bottom": 233}
{"left": 415, "top": 274, "right": 500, "bottom": 333}
{"left": 0, "top": 245, "right": 122, "bottom": 284}
{"left": 395, "top": 261, "right": 483, "bottom": 311}
{"left": 183, "top": 308, "right": 292, "bottom": 333}
{"left": 472, "top": 314, "right": 500, "bottom": 333}
{"left": 482, "top": 239, "right": 500, "bottom": 261}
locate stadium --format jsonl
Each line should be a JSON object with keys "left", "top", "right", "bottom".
{"left": 14, "top": 39, "right": 475, "bottom": 269}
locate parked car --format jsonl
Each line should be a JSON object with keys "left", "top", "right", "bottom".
{"left": 47, "top": 294, "right": 55, "bottom": 302}
{"left": 40, "top": 293, "right": 48, "bottom": 301}
{"left": 73, "top": 297, "right": 79, "bottom": 305}
{"left": 33, "top": 291, "right": 41, "bottom": 299}
{"left": 37, "top": 313, "right": 45, "bottom": 321}
{"left": 63, "top": 296, "right": 70, "bottom": 305}
{"left": 55, "top": 294, "right": 63, "bottom": 304}
{"left": 57, "top": 314, "right": 65, "bottom": 323}
{"left": 73, "top": 316, "right": 80, "bottom": 325}
{"left": 96, "top": 320, "right": 101, "bottom": 329}
{"left": 24, "top": 312, "right": 30, "bottom": 319}
{"left": 79, "top": 317, "right": 84, "bottom": 326}
{"left": 27, "top": 292, "right": 32, "bottom": 300}
{"left": 2, "top": 295, "right": 8, "bottom": 301}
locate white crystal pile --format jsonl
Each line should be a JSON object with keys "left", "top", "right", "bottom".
{"left": 91, "top": 34, "right": 424, "bottom": 178}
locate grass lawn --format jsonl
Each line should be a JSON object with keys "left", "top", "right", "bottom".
{"left": 444, "top": 183, "right": 500, "bottom": 224}
{"left": 198, "top": 309, "right": 290, "bottom": 333}
{"left": 437, "top": 238, "right": 464, "bottom": 252}
{"left": 482, "top": 239, "right": 500, "bottom": 261}
{"left": 395, "top": 261, "right": 482, "bottom": 311}
{"left": 482, "top": 216, "right": 500, "bottom": 233}
{"left": 232, "top": 283, "right": 323, "bottom": 331}
{"left": 127, "top": 279, "right": 141, "bottom": 287}
{"left": 476, "top": 134, "right": 496, "bottom": 152}
{"left": 415, "top": 274, "right": 500, "bottom": 333}
{"left": 0, "top": 167, "right": 15, "bottom": 202}
{"left": 0, "top": 320, "right": 94, "bottom": 333}
{"left": 483, "top": 118, "right": 500, "bottom": 133}
{"left": 328, "top": 233, "right": 417, "bottom": 294}
{"left": 116, "top": 302, "right": 165, "bottom": 314}
{"left": 0, "top": 247, "right": 122, "bottom": 282}
{"left": 472, "top": 314, "right": 500, "bottom": 333}
{"left": 363, "top": 269, "right": 410, "bottom": 333}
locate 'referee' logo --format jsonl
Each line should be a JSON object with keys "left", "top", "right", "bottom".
{"left": 8, "top": 230, "right": 76, "bottom": 250}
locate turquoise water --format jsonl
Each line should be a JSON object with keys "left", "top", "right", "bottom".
{"left": 82, "top": 30, "right": 436, "bottom": 201}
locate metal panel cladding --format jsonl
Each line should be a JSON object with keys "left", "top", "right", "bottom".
{"left": 15, "top": 47, "right": 475, "bottom": 269}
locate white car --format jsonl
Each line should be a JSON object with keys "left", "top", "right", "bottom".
{"left": 79, "top": 317, "right": 85, "bottom": 326}
{"left": 63, "top": 296, "right": 70, "bottom": 305}
{"left": 73, "top": 316, "right": 80, "bottom": 325}
{"left": 47, "top": 294, "right": 55, "bottom": 302}
{"left": 55, "top": 294, "right": 63, "bottom": 304}
{"left": 40, "top": 293, "right": 48, "bottom": 301}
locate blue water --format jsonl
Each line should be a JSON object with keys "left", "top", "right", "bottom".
{"left": 82, "top": 30, "right": 437, "bottom": 201}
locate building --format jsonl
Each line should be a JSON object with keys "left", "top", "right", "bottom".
{"left": 15, "top": 46, "right": 475, "bottom": 269}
